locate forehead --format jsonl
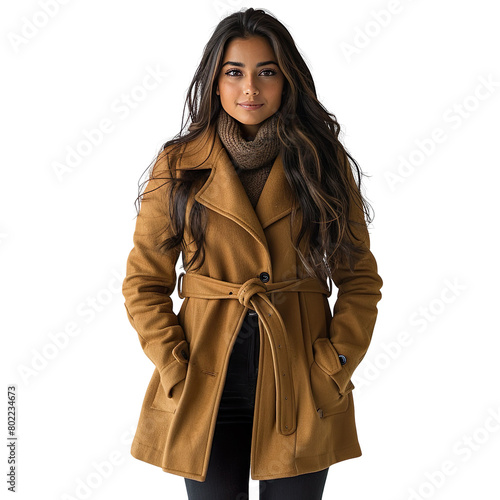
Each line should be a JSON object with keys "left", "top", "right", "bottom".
{"left": 222, "top": 36, "right": 276, "bottom": 61}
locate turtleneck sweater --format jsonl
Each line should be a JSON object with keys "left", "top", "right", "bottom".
{"left": 216, "top": 107, "right": 281, "bottom": 209}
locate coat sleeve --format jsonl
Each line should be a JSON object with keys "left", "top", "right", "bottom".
{"left": 122, "top": 151, "right": 189, "bottom": 398}
{"left": 326, "top": 155, "right": 383, "bottom": 396}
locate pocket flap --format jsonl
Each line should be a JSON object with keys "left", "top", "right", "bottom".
{"left": 313, "top": 337, "right": 342, "bottom": 376}
{"left": 172, "top": 339, "right": 190, "bottom": 364}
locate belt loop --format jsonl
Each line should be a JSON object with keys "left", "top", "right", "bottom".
{"left": 177, "top": 271, "right": 186, "bottom": 298}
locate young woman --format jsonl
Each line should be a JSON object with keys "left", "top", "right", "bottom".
{"left": 122, "top": 7, "right": 383, "bottom": 500}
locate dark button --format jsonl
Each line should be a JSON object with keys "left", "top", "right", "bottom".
{"left": 180, "top": 349, "right": 189, "bottom": 360}
{"left": 259, "top": 272, "right": 270, "bottom": 283}
{"left": 339, "top": 354, "right": 347, "bottom": 365}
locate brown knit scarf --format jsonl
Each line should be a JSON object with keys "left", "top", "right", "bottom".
{"left": 216, "top": 107, "right": 280, "bottom": 170}
{"left": 216, "top": 107, "right": 281, "bottom": 207}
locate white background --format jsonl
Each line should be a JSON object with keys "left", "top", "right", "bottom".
{"left": 2, "top": 0, "right": 499, "bottom": 499}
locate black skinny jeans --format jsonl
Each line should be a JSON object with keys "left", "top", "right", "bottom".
{"left": 184, "top": 311, "right": 329, "bottom": 500}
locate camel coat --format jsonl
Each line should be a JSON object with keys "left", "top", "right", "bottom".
{"left": 121, "top": 126, "right": 383, "bottom": 482}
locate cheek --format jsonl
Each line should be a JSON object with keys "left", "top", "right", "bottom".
{"left": 218, "top": 80, "right": 237, "bottom": 96}
{"left": 268, "top": 84, "right": 284, "bottom": 103}
{"left": 265, "top": 78, "right": 284, "bottom": 95}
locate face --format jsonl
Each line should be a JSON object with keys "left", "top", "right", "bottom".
{"left": 216, "top": 36, "right": 285, "bottom": 140}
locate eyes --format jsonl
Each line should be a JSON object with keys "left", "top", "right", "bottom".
{"left": 224, "top": 68, "right": 278, "bottom": 77}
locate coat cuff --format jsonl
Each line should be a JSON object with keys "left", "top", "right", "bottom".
{"left": 312, "top": 337, "right": 354, "bottom": 396}
{"left": 158, "top": 340, "right": 190, "bottom": 399}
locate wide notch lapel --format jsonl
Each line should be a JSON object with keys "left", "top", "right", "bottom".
{"left": 195, "top": 140, "right": 269, "bottom": 251}
{"left": 177, "top": 126, "right": 295, "bottom": 252}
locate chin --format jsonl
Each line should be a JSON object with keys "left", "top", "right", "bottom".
{"left": 237, "top": 117, "right": 262, "bottom": 125}
{"left": 236, "top": 111, "right": 270, "bottom": 123}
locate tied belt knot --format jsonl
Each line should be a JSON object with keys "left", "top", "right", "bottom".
{"left": 177, "top": 271, "right": 332, "bottom": 436}
{"left": 237, "top": 277, "right": 268, "bottom": 309}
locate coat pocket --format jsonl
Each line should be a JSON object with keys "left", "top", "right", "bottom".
{"left": 310, "top": 337, "right": 354, "bottom": 418}
{"left": 151, "top": 340, "right": 190, "bottom": 413}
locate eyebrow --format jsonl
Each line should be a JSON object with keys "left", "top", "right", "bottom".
{"left": 221, "top": 60, "right": 279, "bottom": 68}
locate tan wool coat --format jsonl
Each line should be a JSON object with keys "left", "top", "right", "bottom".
{"left": 121, "top": 126, "right": 383, "bottom": 482}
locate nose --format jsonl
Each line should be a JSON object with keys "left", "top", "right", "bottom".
{"left": 243, "top": 76, "right": 259, "bottom": 95}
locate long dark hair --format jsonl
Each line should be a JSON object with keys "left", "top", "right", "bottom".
{"left": 133, "top": 7, "right": 375, "bottom": 284}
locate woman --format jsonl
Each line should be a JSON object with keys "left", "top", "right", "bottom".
{"left": 122, "top": 7, "right": 383, "bottom": 500}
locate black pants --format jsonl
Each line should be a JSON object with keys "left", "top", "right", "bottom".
{"left": 184, "top": 311, "right": 329, "bottom": 500}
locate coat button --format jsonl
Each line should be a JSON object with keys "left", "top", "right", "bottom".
{"left": 259, "top": 272, "right": 270, "bottom": 283}
{"left": 339, "top": 354, "right": 347, "bottom": 365}
{"left": 181, "top": 349, "right": 189, "bottom": 360}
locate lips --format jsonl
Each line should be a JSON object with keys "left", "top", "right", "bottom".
{"left": 239, "top": 103, "right": 263, "bottom": 110}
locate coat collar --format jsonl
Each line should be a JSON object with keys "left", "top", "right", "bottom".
{"left": 171, "top": 125, "right": 295, "bottom": 250}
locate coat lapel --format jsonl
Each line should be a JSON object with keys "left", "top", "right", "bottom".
{"left": 174, "top": 125, "right": 295, "bottom": 251}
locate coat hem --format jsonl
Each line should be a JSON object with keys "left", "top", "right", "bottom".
{"left": 131, "top": 436, "right": 362, "bottom": 482}
{"left": 250, "top": 444, "right": 362, "bottom": 480}
{"left": 131, "top": 438, "right": 209, "bottom": 481}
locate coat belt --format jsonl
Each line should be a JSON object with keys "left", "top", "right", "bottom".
{"left": 177, "top": 271, "right": 332, "bottom": 436}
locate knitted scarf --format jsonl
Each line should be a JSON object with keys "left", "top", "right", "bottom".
{"left": 216, "top": 107, "right": 281, "bottom": 171}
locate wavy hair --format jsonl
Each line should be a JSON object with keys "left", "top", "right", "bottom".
{"left": 133, "top": 7, "right": 375, "bottom": 284}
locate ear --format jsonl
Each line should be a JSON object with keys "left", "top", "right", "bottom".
{"left": 216, "top": 87, "right": 219, "bottom": 95}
